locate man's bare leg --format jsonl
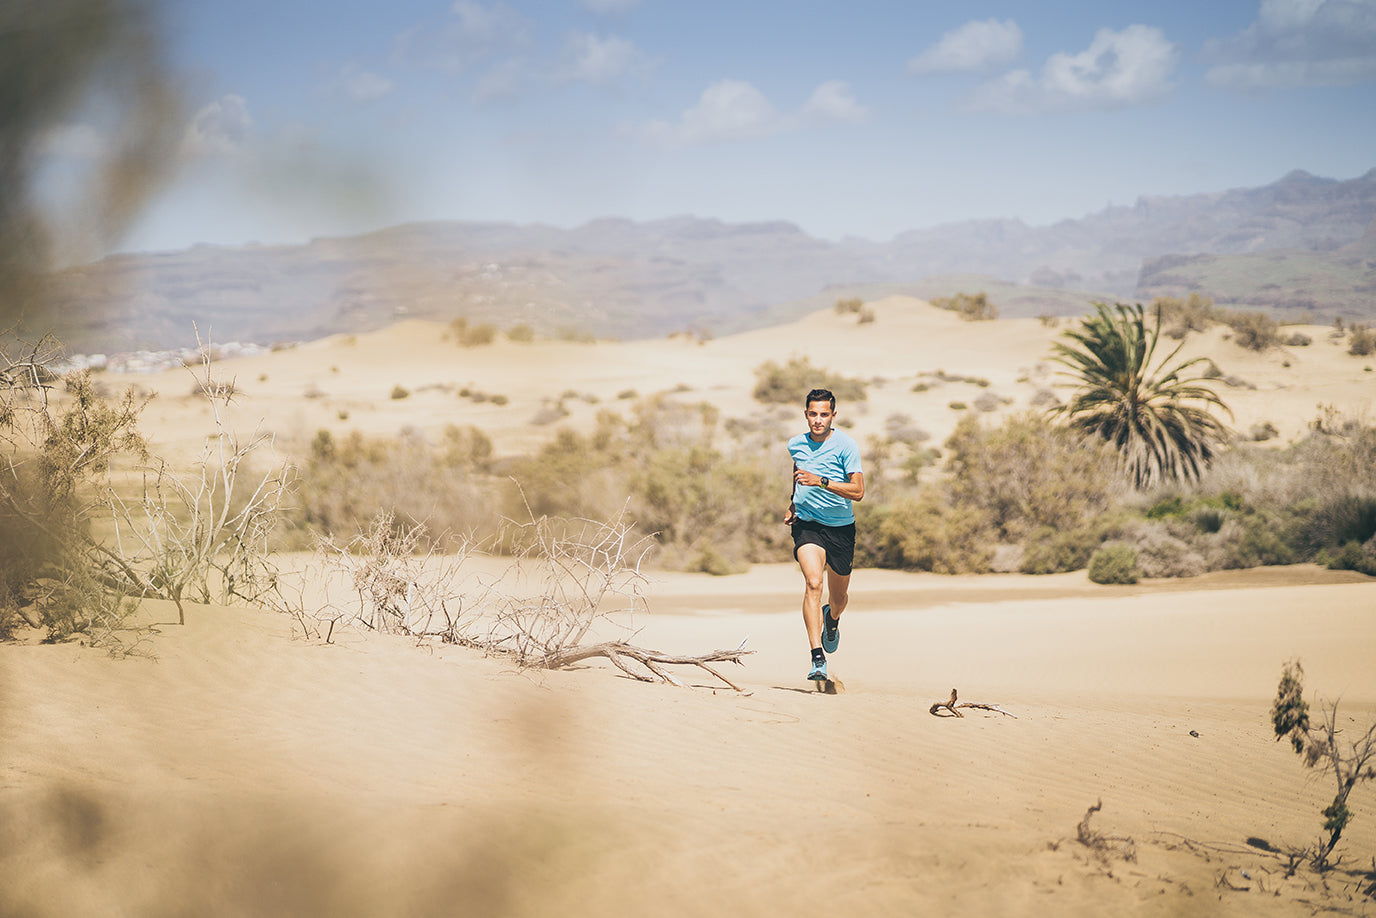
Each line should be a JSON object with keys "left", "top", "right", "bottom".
{"left": 826, "top": 567, "right": 851, "bottom": 625}
{"left": 797, "top": 543, "right": 828, "bottom": 649}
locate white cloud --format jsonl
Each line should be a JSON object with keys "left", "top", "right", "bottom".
{"left": 909, "top": 18, "right": 1023, "bottom": 74}
{"left": 394, "top": 1, "right": 530, "bottom": 73}
{"left": 643, "top": 79, "right": 784, "bottom": 146}
{"left": 580, "top": 0, "right": 641, "bottom": 13}
{"left": 557, "top": 31, "right": 654, "bottom": 85}
{"left": 641, "top": 79, "right": 871, "bottom": 146}
{"left": 336, "top": 64, "right": 395, "bottom": 103}
{"left": 802, "top": 81, "right": 871, "bottom": 123}
{"left": 1205, "top": 0, "right": 1376, "bottom": 89}
{"left": 965, "top": 25, "right": 1178, "bottom": 114}
{"left": 181, "top": 94, "right": 253, "bottom": 157}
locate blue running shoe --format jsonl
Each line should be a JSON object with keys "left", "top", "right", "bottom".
{"left": 808, "top": 657, "right": 828, "bottom": 681}
{"left": 821, "top": 603, "right": 840, "bottom": 654}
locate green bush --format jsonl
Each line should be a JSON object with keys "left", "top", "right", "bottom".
{"left": 1088, "top": 545, "right": 1139, "bottom": 584}
{"left": 1323, "top": 540, "right": 1376, "bottom": 576}
{"left": 1020, "top": 525, "right": 1101, "bottom": 574}
{"left": 1211, "top": 515, "right": 1297, "bottom": 569}
{"left": 1145, "top": 494, "right": 1188, "bottom": 519}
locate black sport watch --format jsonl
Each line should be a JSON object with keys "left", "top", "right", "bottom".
{"left": 820, "top": 477, "right": 831, "bottom": 488}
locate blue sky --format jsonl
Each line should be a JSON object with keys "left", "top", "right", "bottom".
{"left": 43, "top": 0, "right": 1376, "bottom": 254}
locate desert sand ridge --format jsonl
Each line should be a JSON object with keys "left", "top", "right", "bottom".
{"left": 131, "top": 295, "right": 1374, "bottom": 464}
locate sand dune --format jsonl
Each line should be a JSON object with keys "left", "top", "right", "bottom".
{"left": 6, "top": 298, "right": 1376, "bottom": 915}
{"left": 3, "top": 564, "right": 1374, "bottom": 916}
{"left": 129, "top": 296, "right": 1375, "bottom": 463}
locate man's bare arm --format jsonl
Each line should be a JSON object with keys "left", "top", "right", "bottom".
{"left": 792, "top": 469, "right": 865, "bottom": 502}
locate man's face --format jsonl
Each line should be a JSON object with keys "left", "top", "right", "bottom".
{"left": 804, "top": 400, "right": 835, "bottom": 438}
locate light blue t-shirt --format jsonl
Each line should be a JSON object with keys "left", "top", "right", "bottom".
{"left": 788, "top": 429, "right": 863, "bottom": 526}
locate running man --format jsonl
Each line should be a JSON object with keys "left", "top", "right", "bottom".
{"left": 784, "top": 387, "right": 865, "bottom": 682}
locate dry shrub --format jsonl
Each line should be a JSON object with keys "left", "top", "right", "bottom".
{"left": 945, "top": 412, "right": 1119, "bottom": 542}
{"left": 1114, "top": 518, "right": 1207, "bottom": 578}
{"left": 531, "top": 399, "right": 569, "bottom": 425}
{"left": 291, "top": 425, "right": 499, "bottom": 549}
{"left": 1223, "top": 309, "right": 1281, "bottom": 351}
{"left": 752, "top": 356, "right": 867, "bottom": 405}
{"left": 476, "top": 509, "right": 651, "bottom": 667}
{"left": 883, "top": 412, "right": 929, "bottom": 446}
{"left": 307, "top": 511, "right": 476, "bottom": 641}
{"left": 857, "top": 493, "right": 994, "bottom": 573}
{"left": 931, "top": 291, "right": 998, "bottom": 321}
{"left": 1153, "top": 293, "right": 1217, "bottom": 339}
{"left": 973, "top": 392, "right": 1004, "bottom": 412}
{"left": 449, "top": 317, "right": 497, "bottom": 347}
{"left": 1349, "top": 324, "right": 1376, "bottom": 357}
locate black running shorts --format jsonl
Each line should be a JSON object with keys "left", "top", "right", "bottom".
{"left": 791, "top": 518, "right": 857, "bottom": 576}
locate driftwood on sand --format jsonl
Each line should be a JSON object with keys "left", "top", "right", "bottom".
{"left": 929, "top": 687, "right": 1016, "bottom": 718}
{"left": 543, "top": 640, "right": 754, "bottom": 692}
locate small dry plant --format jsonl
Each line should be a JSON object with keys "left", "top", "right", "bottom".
{"left": 96, "top": 332, "right": 292, "bottom": 624}
{"left": 1272, "top": 658, "right": 1376, "bottom": 870}
{"left": 1076, "top": 800, "right": 1137, "bottom": 863}
{"left": 481, "top": 510, "right": 651, "bottom": 666}
{"left": 308, "top": 510, "right": 478, "bottom": 642}
{"left": 474, "top": 506, "right": 751, "bottom": 690}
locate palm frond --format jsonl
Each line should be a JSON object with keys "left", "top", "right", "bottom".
{"left": 1050, "top": 301, "right": 1232, "bottom": 489}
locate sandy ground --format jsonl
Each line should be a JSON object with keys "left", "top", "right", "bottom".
{"left": 6, "top": 299, "right": 1375, "bottom": 915}
{"left": 3, "top": 562, "right": 1374, "bottom": 917}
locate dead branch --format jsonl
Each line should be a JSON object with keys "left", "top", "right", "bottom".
{"left": 540, "top": 640, "right": 754, "bottom": 692}
{"left": 1077, "top": 799, "right": 1137, "bottom": 862}
{"left": 929, "top": 687, "right": 1017, "bottom": 718}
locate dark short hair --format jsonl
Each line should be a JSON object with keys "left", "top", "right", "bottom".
{"left": 805, "top": 388, "right": 836, "bottom": 411}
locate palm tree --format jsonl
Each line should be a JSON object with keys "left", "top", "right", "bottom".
{"left": 1051, "top": 301, "right": 1231, "bottom": 489}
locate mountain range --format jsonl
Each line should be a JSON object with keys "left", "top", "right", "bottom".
{"left": 39, "top": 167, "right": 1376, "bottom": 353}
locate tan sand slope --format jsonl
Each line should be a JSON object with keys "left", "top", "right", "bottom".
{"left": 4, "top": 565, "right": 1374, "bottom": 917}
{"left": 127, "top": 296, "right": 1376, "bottom": 465}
